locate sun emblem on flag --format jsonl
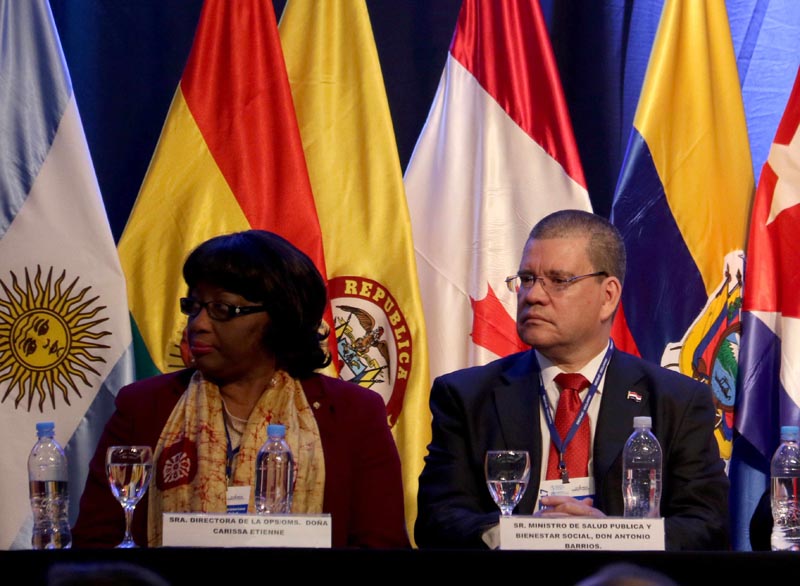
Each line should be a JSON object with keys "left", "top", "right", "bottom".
{"left": 0, "top": 266, "right": 111, "bottom": 412}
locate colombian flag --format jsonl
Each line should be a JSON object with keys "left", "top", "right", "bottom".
{"left": 278, "top": 0, "right": 430, "bottom": 541}
{"left": 611, "top": 0, "right": 754, "bottom": 463}
{"left": 118, "top": 0, "right": 330, "bottom": 377}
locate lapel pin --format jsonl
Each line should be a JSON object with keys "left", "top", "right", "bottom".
{"left": 626, "top": 390, "right": 642, "bottom": 403}
{"left": 313, "top": 401, "right": 321, "bottom": 409}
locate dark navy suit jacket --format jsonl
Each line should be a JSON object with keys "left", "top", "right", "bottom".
{"left": 415, "top": 348, "right": 730, "bottom": 550}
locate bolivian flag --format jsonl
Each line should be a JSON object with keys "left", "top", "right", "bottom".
{"left": 119, "top": 0, "right": 330, "bottom": 378}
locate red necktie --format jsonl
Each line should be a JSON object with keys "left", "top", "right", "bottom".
{"left": 546, "top": 372, "right": 591, "bottom": 481}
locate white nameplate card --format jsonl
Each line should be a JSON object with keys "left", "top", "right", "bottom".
{"left": 499, "top": 516, "right": 665, "bottom": 551}
{"left": 162, "top": 513, "right": 331, "bottom": 548}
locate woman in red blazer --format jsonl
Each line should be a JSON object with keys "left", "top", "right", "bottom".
{"left": 72, "top": 230, "right": 409, "bottom": 549}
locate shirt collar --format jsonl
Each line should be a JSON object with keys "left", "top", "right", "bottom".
{"left": 534, "top": 340, "right": 611, "bottom": 395}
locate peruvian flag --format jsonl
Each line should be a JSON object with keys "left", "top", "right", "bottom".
{"left": 403, "top": 0, "right": 591, "bottom": 380}
{"left": 737, "top": 66, "right": 800, "bottom": 461}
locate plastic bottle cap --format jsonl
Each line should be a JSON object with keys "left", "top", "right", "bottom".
{"left": 633, "top": 416, "right": 652, "bottom": 428}
{"left": 36, "top": 421, "right": 55, "bottom": 436}
{"left": 267, "top": 423, "right": 286, "bottom": 437}
{"left": 780, "top": 425, "right": 800, "bottom": 441}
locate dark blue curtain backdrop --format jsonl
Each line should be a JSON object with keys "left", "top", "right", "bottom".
{"left": 46, "top": 0, "right": 800, "bottom": 550}
{"left": 48, "top": 0, "right": 800, "bottom": 242}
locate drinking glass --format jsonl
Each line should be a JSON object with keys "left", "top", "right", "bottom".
{"left": 106, "top": 445, "right": 154, "bottom": 548}
{"left": 485, "top": 450, "right": 531, "bottom": 516}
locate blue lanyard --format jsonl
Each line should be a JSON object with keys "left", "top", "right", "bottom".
{"left": 223, "top": 418, "right": 240, "bottom": 484}
{"left": 537, "top": 340, "right": 614, "bottom": 483}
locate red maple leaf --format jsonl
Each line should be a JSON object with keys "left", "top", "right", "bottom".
{"left": 471, "top": 284, "right": 640, "bottom": 360}
{"left": 470, "top": 283, "right": 529, "bottom": 357}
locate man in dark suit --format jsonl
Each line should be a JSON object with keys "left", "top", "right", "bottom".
{"left": 415, "top": 209, "right": 730, "bottom": 551}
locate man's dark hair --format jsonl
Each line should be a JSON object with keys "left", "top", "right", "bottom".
{"left": 530, "top": 209, "right": 626, "bottom": 286}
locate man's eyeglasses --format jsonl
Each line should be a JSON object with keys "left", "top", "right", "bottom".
{"left": 179, "top": 297, "right": 268, "bottom": 321}
{"left": 504, "top": 271, "right": 608, "bottom": 295}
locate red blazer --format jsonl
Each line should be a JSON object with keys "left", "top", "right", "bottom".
{"left": 72, "top": 369, "right": 410, "bottom": 549}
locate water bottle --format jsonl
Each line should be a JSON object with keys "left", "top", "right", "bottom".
{"left": 254, "top": 424, "right": 294, "bottom": 514}
{"left": 622, "top": 416, "right": 662, "bottom": 518}
{"left": 770, "top": 425, "right": 800, "bottom": 551}
{"left": 28, "top": 421, "right": 71, "bottom": 549}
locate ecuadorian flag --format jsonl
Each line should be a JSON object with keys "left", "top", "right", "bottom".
{"left": 610, "top": 0, "right": 753, "bottom": 463}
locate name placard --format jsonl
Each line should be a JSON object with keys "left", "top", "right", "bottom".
{"left": 162, "top": 513, "right": 331, "bottom": 548}
{"left": 499, "top": 516, "right": 665, "bottom": 551}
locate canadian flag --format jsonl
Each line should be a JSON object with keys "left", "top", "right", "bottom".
{"left": 404, "top": 0, "right": 591, "bottom": 380}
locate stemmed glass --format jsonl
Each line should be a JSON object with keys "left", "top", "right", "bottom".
{"left": 106, "top": 445, "right": 154, "bottom": 548}
{"left": 485, "top": 450, "right": 531, "bottom": 516}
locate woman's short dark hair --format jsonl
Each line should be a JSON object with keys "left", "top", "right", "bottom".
{"left": 182, "top": 230, "right": 331, "bottom": 378}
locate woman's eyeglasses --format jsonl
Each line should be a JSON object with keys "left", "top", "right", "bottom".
{"left": 179, "top": 297, "right": 267, "bottom": 321}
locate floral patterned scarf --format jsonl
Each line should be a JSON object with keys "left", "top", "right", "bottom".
{"left": 147, "top": 370, "right": 325, "bottom": 546}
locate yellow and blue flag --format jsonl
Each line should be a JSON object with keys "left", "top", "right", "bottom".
{"left": 611, "top": 0, "right": 754, "bottom": 464}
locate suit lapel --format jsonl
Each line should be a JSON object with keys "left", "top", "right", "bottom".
{"left": 493, "top": 351, "right": 542, "bottom": 513}
{"left": 298, "top": 375, "right": 331, "bottom": 435}
{"left": 593, "top": 352, "right": 649, "bottom": 480}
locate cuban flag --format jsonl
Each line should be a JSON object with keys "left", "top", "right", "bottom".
{"left": 0, "top": 0, "right": 133, "bottom": 549}
{"left": 737, "top": 67, "right": 800, "bottom": 469}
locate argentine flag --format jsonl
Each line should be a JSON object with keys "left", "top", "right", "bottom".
{"left": 0, "top": 0, "right": 133, "bottom": 549}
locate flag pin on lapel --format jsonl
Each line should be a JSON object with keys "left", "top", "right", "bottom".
{"left": 626, "top": 390, "right": 642, "bottom": 403}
